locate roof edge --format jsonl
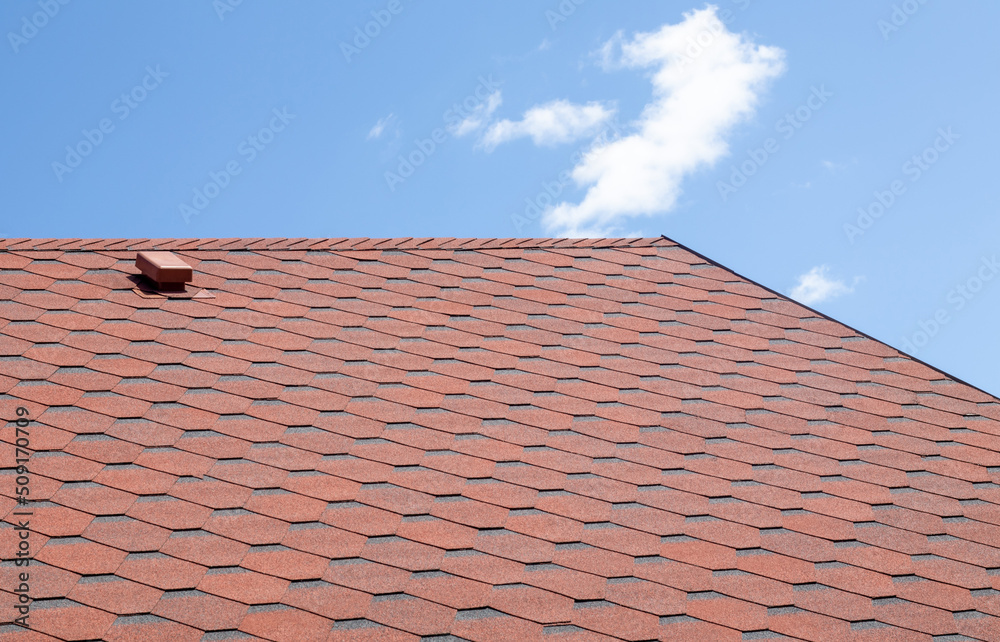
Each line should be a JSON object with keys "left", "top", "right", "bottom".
{"left": 662, "top": 234, "right": 1000, "bottom": 403}
{"left": 0, "top": 237, "right": 675, "bottom": 252}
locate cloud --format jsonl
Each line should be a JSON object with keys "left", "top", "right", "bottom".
{"left": 494, "top": 38, "right": 552, "bottom": 65}
{"left": 480, "top": 100, "right": 616, "bottom": 151}
{"left": 451, "top": 91, "right": 502, "bottom": 138}
{"left": 367, "top": 113, "right": 397, "bottom": 140}
{"left": 821, "top": 158, "right": 857, "bottom": 174}
{"left": 772, "top": 180, "right": 812, "bottom": 195}
{"left": 789, "top": 266, "right": 855, "bottom": 305}
{"left": 542, "top": 5, "right": 785, "bottom": 237}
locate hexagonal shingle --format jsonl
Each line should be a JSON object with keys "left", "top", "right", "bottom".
{"left": 2, "top": 237, "right": 999, "bottom": 641}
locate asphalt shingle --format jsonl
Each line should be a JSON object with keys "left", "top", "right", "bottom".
{"left": 2, "top": 237, "right": 999, "bottom": 641}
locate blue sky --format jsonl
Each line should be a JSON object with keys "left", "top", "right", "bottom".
{"left": 2, "top": 1, "right": 998, "bottom": 396}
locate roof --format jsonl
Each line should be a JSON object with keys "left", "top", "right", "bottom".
{"left": 2, "top": 236, "right": 1000, "bottom": 642}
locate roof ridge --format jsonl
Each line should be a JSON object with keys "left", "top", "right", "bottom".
{"left": 0, "top": 237, "right": 676, "bottom": 251}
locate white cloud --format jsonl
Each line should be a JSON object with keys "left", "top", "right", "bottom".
{"left": 480, "top": 100, "right": 616, "bottom": 151}
{"left": 772, "top": 180, "right": 812, "bottom": 195}
{"left": 367, "top": 113, "right": 397, "bottom": 140}
{"left": 451, "top": 91, "right": 502, "bottom": 138}
{"left": 789, "top": 266, "right": 854, "bottom": 305}
{"left": 821, "top": 158, "right": 857, "bottom": 174}
{"left": 494, "top": 38, "right": 552, "bottom": 65}
{"left": 542, "top": 6, "right": 786, "bottom": 237}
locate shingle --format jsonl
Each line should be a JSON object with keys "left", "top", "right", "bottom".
{"left": 3, "top": 237, "right": 997, "bottom": 640}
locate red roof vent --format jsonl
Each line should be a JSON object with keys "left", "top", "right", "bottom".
{"left": 135, "top": 251, "right": 193, "bottom": 291}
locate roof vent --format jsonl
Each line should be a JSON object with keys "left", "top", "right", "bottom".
{"left": 135, "top": 251, "right": 193, "bottom": 292}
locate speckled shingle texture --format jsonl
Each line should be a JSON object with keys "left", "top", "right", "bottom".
{"left": 1, "top": 237, "right": 999, "bottom": 642}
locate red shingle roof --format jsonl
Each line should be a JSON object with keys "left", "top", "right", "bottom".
{"left": 2, "top": 237, "right": 1000, "bottom": 641}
